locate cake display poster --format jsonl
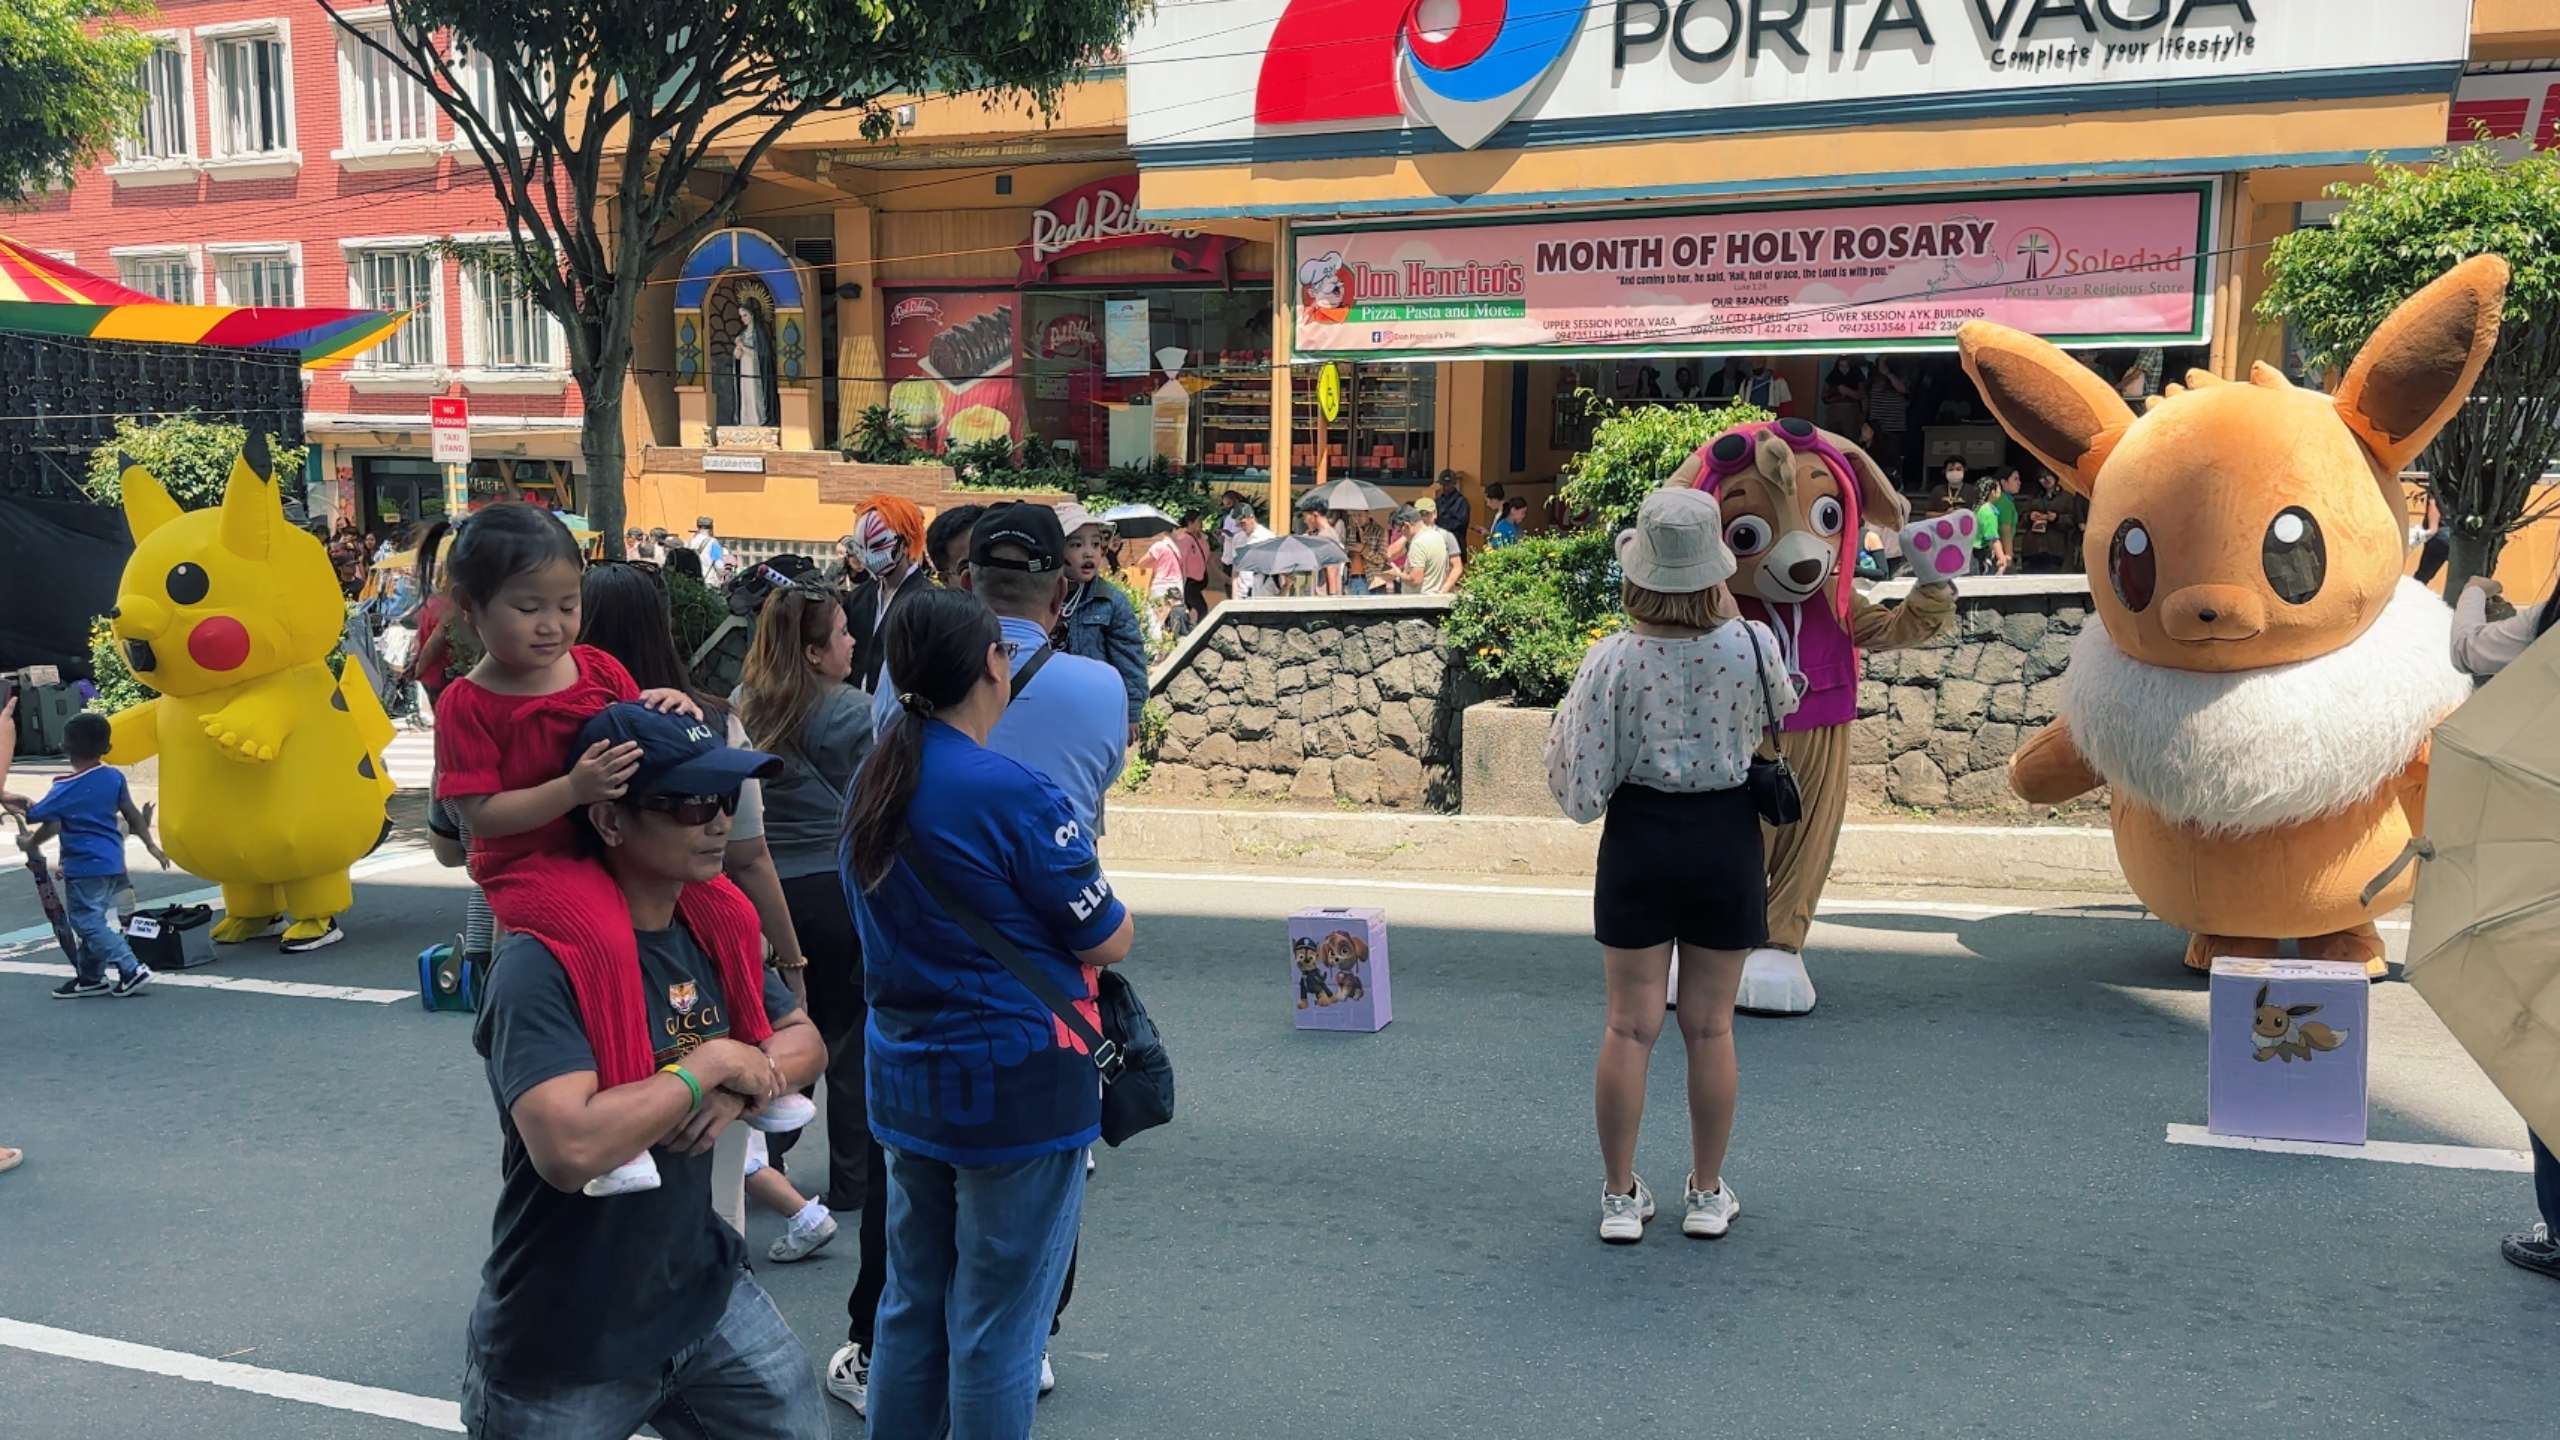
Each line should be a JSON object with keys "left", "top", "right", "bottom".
{"left": 885, "top": 289, "right": 1023, "bottom": 453}
{"left": 1291, "top": 182, "right": 2215, "bottom": 361}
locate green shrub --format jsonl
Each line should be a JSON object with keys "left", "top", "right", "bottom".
{"left": 842, "top": 405, "right": 925, "bottom": 466}
{"left": 83, "top": 413, "right": 308, "bottom": 509}
{"left": 1557, "top": 399, "right": 1769, "bottom": 536}
{"left": 1441, "top": 528, "right": 1623, "bottom": 708}
{"left": 87, "top": 614, "right": 155, "bottom": 715}
{"left": 667, "top": 571, "right": 725, "bottom": 660}
{"left": 1082, "top": 454, "right": 1211, "bottom": 524}
{"left": 1120, "top": 697, "right": 1169, "bottom": 793}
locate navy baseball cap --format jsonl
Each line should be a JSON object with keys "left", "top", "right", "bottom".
{"left": 970, "top": 501, "right": 1066, "bottom": 574}
{"left": 573, "top": 702, "right": 781, "bottom": 798}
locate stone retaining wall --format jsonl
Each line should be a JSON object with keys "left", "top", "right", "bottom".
{"left": 1850, "top": 576, "right": 2093, "bottom": 813}
{"left": 1143, "top": 596, "right": 1483, "bottom": 808}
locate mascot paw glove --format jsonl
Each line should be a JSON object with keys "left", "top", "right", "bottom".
{"left": 1900, "top": 513, "right": 1976, "bottom": 585}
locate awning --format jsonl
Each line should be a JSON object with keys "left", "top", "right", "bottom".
{"left": 0, "top": 236, "right": 408, "bottom": 369}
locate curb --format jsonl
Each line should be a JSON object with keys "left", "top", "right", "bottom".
{"left": 1099, "top": 805, "right": 2122, "bottom": 892}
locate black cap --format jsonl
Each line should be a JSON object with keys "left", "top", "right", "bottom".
{"left": 573, "top": 702, "right": 781, "bottom": 798}
{"left": 970, "top": 501, "right": 1065, "bottom": 574}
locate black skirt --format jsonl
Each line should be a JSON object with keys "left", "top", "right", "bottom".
{"left": 1593, "top": 784, "right": 1769, "bottom": 951}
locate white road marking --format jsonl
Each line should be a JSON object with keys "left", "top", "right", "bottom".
{"left": 1109, "top": 869, "right": 2413, "bottom": 932}
{"left": 0, "top": 959, "right": 411, "bottom": 1004}
{"left": 0, "top": 1317, "right": 463, "bottom": 1432}
{"left": 0, "top": 841, "right": 437, "bottom": 954}
{"left": 2163, "top": 1123, "right": 2531, "bottom": 1173}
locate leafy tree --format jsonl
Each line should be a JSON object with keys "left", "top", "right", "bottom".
{"left": 83, "top": 413, "right": 308, "bottom": 510}
{"left": 0, "top": 0, "right": 149, "bottom": 204}
{"left": 1441, "top": 529, "right": 1622, "bottom": 708}
{"left": 325, "top": 0, "right": 1148, "bottom": 557}
{"left": 1557, "top": 398, "right": 1772, "bottom": 535}
{"left": 2260, "top": 142, "right": 2560, "bottom": 594}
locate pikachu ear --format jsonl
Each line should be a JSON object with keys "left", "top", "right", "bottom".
{"left": 2333, "top": 254, "right": 2509, "bottom": 474}
{"left": 1957, "top": 321, "right": 2136, "bottom": 498}
{"left": 120, "top": 454, "right": 181, "bottom": 540}
{"left": 218, "top": 431, "right": 277, "bottom": 561}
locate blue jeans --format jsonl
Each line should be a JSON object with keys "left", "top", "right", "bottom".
{"left": 2534, "top": 1131, "right": 2558, "bottom": 1232}
{"left": 63, "top": 874, "right": 139, "bottom": 984}
{"left": 459, "top": 1269, "right": 826, "bottom": 1439}
{"left": 869, "top": 1145, "right": 1086, "bottom": 1439}
{"left": 1345, "top": 575, "right": 1371, "bottom": 595}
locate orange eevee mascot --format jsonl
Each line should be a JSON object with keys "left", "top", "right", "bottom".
{"left": 1957, "top": 256, "right": 2507, "bottom": 978}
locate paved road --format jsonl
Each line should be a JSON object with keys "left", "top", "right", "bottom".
{"left": 2, "top": 841, "right": 2552, "bottom": 1438}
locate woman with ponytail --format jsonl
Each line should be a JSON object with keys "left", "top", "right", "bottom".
{"left": 828, "top": 587, "right": 1135, "bottom": 1432}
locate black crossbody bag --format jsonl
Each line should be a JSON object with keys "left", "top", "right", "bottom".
{"left": 1738, "top": 622, "right": 1804, "bottom": 827}
{"left": 909, "top": 860, "right": 1174, "bottom": 1147}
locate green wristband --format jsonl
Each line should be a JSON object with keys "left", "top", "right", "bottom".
{"left": 660, "top": 1063, "right": 702, "bottom": 1113}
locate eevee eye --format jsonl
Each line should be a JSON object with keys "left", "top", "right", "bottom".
{"left": 2263, "top": 507, "right": 2326, "bottom": 605}
{"left": 2109, "top": 520, "right": 2155, "bottom": 612}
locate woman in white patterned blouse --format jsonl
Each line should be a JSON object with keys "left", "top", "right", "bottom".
{"left": 1544, "top": 487, "right": 1797, "bottom": 1246}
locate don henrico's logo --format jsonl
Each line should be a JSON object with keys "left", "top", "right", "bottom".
{"left": 1258, "top": 0, "right": 1584, "bottom": 151}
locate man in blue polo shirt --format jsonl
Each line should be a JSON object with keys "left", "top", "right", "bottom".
{"left": 867, "top": 503, "right": 1127, "bottom": 833}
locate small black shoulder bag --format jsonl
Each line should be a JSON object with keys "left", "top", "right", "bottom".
{"left": 1738, "top": 622, "right": 1803, "bottom": 827}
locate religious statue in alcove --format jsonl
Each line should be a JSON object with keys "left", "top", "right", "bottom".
{"left": 710, "top": 279, "right": 782, "bottom": 444}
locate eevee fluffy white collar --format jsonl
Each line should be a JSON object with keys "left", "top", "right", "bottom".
{"left": 2061, "top": 578, "right": 2472, "bottom": 834}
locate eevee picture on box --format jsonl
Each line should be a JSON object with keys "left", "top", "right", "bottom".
{"left": 1959, "top": 256, "right": 2509, "bottom": 982}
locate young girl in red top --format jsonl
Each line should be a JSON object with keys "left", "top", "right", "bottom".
{"left": 432, "top": 504, "right": 809, "bottom": 1195}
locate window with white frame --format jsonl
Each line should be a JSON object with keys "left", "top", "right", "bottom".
{"left": 342, "top": 22, "right": 437, "bottom": 148}
{"left": 349, "top": 247, "right": 439, "bottom": 368}
{"left": 464, "top": 257, "right": 559, "bottom": 371}
{"left": 117, "top": 251, "right": 198, "bottom": 303}
{"left": 123, "top": 41, "right": 192, "bottom": 161}
{"left": 207, "top": 29, "right": 293, "bottom": 157}
{"left": 213, "top": 249, "right": 298, "bottom": 308}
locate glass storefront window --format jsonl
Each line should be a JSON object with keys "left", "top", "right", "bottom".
{"left": 1020, "top": 287, "right": 1279, "bottom": 474}
{"left": 1290, "top": 361, "right": 1436, "bottom": 483}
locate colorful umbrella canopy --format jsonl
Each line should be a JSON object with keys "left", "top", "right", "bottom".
{"left": 0, "top": 236, "right": 408, "bottom": 369}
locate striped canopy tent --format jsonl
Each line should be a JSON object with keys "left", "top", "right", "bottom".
{"left": 0, "top": 235, "right": 406, "bottom": 368}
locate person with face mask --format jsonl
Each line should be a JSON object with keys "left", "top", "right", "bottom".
{"left": 844, "top": 497, "right": 928, "bottom": 693}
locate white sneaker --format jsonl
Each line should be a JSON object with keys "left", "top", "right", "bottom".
{"left": 581, "top": 1151, "right": 661, "bottom": 1198}
{"left": 767, "top": 1208, "right": 838, "bottom": 1263}
{"left": 1039, "top": 1349, "right": 1056, "bottom": 1396}
{"left": 740, "top": 1092, "right": 816, "bottom": 1134}
{"left": 826, "top": 1342, "right": 869, "bottom": 1416}
{"left": 1682, "top": 1175, "right": 1740, "bottom": 1239}
{"left": 1599, "top": 1175, "right": 1655, "bottom": 1244}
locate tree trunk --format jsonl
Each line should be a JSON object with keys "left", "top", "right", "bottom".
{"left": 2443, "top": 528, "right": 2499, "bottom": 600}
{"left": 581, "top": 387, "right": 626, "bottom": 561}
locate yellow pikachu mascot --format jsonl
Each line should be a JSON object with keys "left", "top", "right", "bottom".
{"left": 106, "top": 434, "right": 395, "bottom": 952}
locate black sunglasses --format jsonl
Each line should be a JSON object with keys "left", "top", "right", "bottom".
{"left": 629, "top": 791, "right": 740, "bottom": 825}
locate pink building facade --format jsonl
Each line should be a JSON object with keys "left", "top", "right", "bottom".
{"left": 11, "top": 0, "right": 585, "bottom": 535}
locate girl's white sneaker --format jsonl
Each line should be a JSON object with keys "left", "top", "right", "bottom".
{"left": 740, "top": 1092, "right": 816, "bottom": 1134}
{"left": 1599, "top": 1176, "right": 1655, "bottom": 1243}
{"left": 1682, "top": 1176, "right": 1739, "bottom": 1238}
{"left": 582, "top": 1151, "right": 662, "bottom": 1198}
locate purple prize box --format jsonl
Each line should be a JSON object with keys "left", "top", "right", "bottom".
{"left": 1288, "top": 906, "right": 1391, "bottom": 1033}
{"left": 2207, "top": 957, "right": 2369, "bottom": 1145}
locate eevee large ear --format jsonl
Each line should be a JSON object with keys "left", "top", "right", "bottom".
{"left": 2288, "top": 1003, "right": 2321, "bottom": 1017}
{"left": 1957, "top": 321, "right": 2136, "bottom": 498}
{"left": 2254, "top": 983, "right": 2269, "bottom": 1009}
{"left": 2333, "top": 255, "right": 2510, "bottom": 475}
{"left": 1833, "top": 430, "right": 1909, "bottom": 529}
{"left": 218, "top": 431, "right": 276, "bottom": 561}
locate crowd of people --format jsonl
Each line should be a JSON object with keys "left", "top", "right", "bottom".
{"left": 385, "top": 495, "right": 1144, "bottom": 1435}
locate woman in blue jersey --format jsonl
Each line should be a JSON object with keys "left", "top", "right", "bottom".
{"left": 838, "top": 587, "right": 1136, "bottom": 1435}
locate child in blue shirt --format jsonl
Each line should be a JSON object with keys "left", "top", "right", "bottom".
{"left": 4, "top": 712, "right": 168, "bottom": 997}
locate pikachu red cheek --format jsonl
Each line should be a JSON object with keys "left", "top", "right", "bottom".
{"left": 187, "top": 616, "right": 252, "bottom": 672}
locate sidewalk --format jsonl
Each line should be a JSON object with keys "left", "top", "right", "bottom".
{"left": 1098, "top": 803, "right": 2124, "bottom": 893}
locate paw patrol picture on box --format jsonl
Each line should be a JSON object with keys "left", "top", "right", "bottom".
{"left": 1289, "top": 907, "right": 1391, "bottom": 1033}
